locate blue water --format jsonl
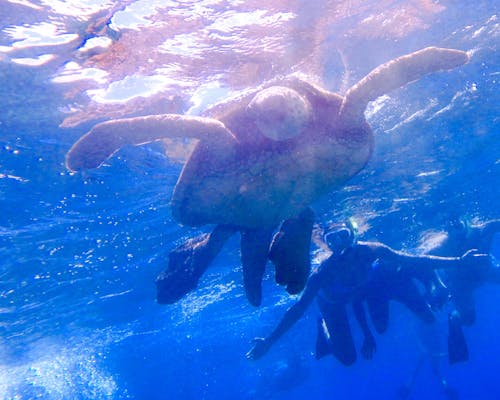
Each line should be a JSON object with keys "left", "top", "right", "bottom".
{"left": 1, "top": 1, "right": 499, "bottom": 399}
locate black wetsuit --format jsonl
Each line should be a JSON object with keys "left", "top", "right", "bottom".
{"left": 315, "top": 244, "right": 434, "bottom": 365}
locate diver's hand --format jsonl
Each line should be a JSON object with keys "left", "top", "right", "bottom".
{"left": 246, "top": 337, "right": 271, "bottom": 360}
{"left": 460, "top": 249, "right": 489, "bottom": 267}
{"left": 361, "top": 334, "right": 376, "bottom": 359}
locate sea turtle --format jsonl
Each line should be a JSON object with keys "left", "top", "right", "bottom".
{"left": 66, "top": 47, "right": 469, "bottom": 306}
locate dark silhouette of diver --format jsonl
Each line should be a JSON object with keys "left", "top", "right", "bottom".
{"left": 431, "top": 218, "right": 500, "bottom": 326}
{"left": 246, "top": 224, "right": 489, "bottom": 365}
{"left": 248, "top": 352, "right": 309, "bottom": 400}
{"left": 398, "top": 318, "right": 460, "bottom": 400}
{"left": 420, "top": 217, "right": 500, "bottom": 366}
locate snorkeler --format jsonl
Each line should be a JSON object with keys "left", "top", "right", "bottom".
{"left": 246, "top": 224, "right": 489, "bottom": 365}
{"left": 430, "top": 217, "right": 500, "bottom": 326}
{"left": 398, "top": 319, "right": 461, "bottom": 400}
{"left": 418, "top": 217, "right": 500, "bottom": 365}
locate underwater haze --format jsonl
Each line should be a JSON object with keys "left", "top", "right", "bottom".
{"left": 1, "top": 1, "right": 499, "bottom": 399}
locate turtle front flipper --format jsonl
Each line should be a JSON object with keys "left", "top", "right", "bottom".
{"left": 269, "top": 207, "right": 315, "bottom": 295}
{"left": 66, "top": 114, "right": 236, "bottom": 171}
{"left": 240, "top": 227, "right": 275, "bottom": 307}
{"left": 340, "top": 47, "right": 469, "bottom": 121}
{"left": 156, "top": 225, "right": 237, "bottom": 304}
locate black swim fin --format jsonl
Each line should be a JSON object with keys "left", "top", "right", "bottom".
{"left": 448, "top": 310, "right": 469, "bottom": 364}
{"left": 315, "top": 318, "right": 332, "bottom": 360}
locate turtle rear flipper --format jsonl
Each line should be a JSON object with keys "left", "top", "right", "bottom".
{"left": 269, "top": 207, "right": 314, "bottom": 294}
{"left": 241, "top": 228, "right": 275, "bottom": 306}
{"left": 156, "top": 225, "right": 236, "bottom": 304}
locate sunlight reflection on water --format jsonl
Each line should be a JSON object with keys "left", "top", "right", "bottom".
{"left": 0, "top": 332, "right": 123, "bottom": 399}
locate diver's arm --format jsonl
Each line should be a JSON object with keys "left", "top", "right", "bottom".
{"left": 246, "top": 270, "right": 322, "bottom": 360}
{"left": 352, "top": 300, "right": 376, "bottom": 359}
{"left": 371, "top": 243, "right": 487, "bottom": 274}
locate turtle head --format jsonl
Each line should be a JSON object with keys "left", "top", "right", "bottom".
{"left": 247, "top": 86, "right": 312, "bottom": 141}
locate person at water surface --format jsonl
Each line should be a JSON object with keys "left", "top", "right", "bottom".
{"left": 430, "top": 218, "right": 500, "bottom": 326}
{"left": 246, "top": 224, "right": 489, "bottom": 364}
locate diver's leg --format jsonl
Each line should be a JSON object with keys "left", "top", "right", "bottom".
{"left": 156, "top": 225, "right": 237, "bottom": 304}
{"left": 269, "top": 207, "right": 315, "bottom": 294}
{"left": 447, "top": 310, "right": 469, "bottom": 364}
{"left": 315, "top": 317, "right": 331, "bottom": 360}
{"left": 241, "top": 227, "right": 275, "bottom": 307}
{"left": 450, "top": 287, "right": 476, "bottom": 327}
{"left": 393, "top": 277, "right": 435, "bottom": 324}
{"left": 446, "top": 267, "right": 478, "bottom": 326}
{"left": 423, "top": 271, "right": 450, "bottom": 310}
{"left": 428, "top": 352, "right": 460, "bottom": 399}
{"left": 398, "top": 353, "right": 426, "bottom": 399}
{"left": 366, "top": 291, "right": 390, "bottom": 334}
{"left": 367, "top": 298, "right": 390, "bottom": 334}
{"left": 317, "top": 297, "right": 356, "bottom": 366}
